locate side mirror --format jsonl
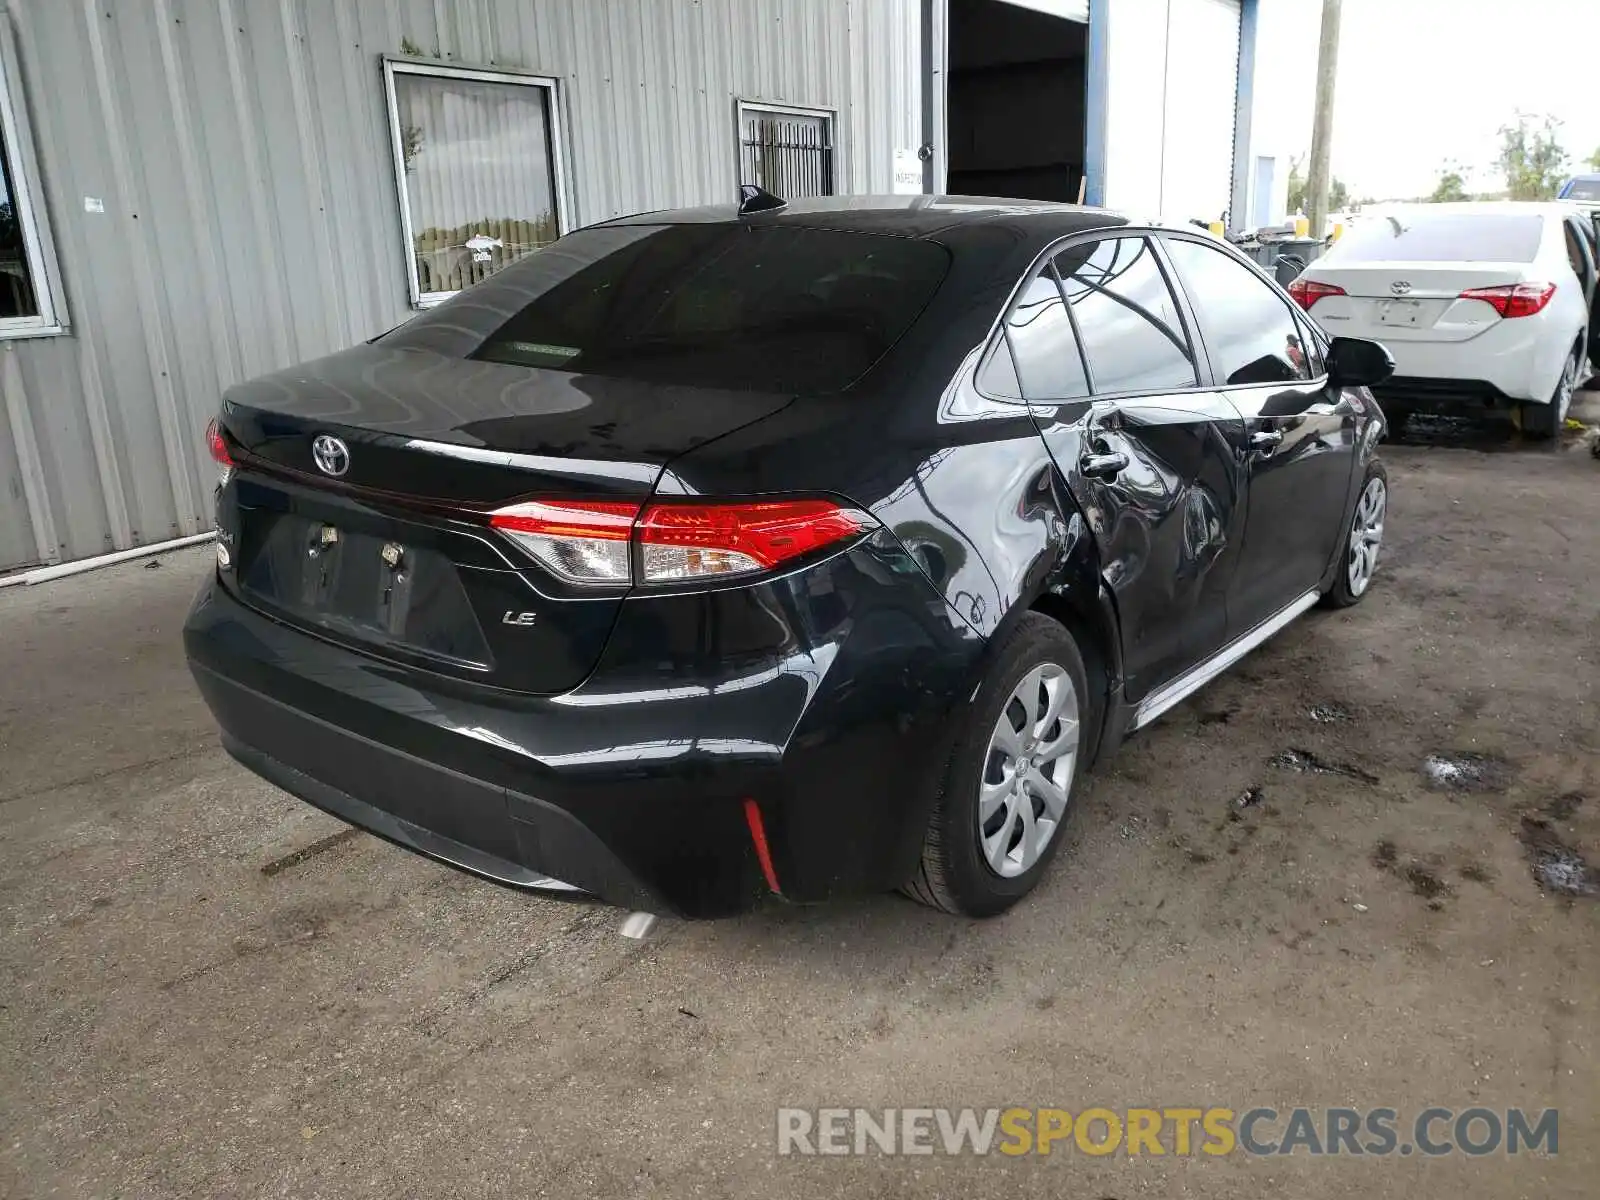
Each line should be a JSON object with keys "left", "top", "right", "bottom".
{"left": 1326, "top": 337, "right": 1395, "bottom": 388}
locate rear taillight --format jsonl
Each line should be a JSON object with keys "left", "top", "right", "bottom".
{"left": 1287, "top": 277, "right": 1346, "bottom": 310}
{"left": 487, "top": 498, "right": 874, "bottom": 586}
{"left": 489, "top": 500, "right": 638, "bottom": 585}
{"left": 1457, "top": 282, "right": 1555, "bottom": 318}
{"left": 205, "top": 417, "right": 234, "bottom": 487}
{"left": 638, "top": 500, "right": 871, "bottom": 582}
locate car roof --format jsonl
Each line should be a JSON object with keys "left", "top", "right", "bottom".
{"left": 1364, "top": 200, "right": 1570, "bottom": 218}
{"left": 596, "top": 194, "right": 1130, "bottom": 242}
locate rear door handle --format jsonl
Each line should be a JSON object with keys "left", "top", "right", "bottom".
{"left": 1250, "top": 429, "right": 1285, "bottom": 454}
{"left": 1080, "top": 450, "right": 1129, "bottom": 479}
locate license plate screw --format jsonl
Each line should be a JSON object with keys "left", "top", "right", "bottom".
{"left": 381, "top": 543, "right": 403, "bottom": 568}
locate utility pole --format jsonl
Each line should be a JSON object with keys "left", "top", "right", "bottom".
{"left": 1305, "top": 0, "right": 1342, "bottom": 238}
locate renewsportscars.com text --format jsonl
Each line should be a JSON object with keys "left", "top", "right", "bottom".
{"left": 776, "top": 1106, "right": 1558, "bottom": 1158}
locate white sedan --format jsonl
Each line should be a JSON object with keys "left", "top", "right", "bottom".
{"left": 1288, "top": 202, "right": 1597, "bottom": 437}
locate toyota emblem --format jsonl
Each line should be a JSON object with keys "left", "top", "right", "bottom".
{"left": 1389, "top": 280, "right": 1413, "bottom": 296}
{"left": 311, "top": 434, "right": 350, "bottom": 477}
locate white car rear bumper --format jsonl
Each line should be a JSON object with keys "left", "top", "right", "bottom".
{"left": 1310, "top": 306, "right": 1576, "bottom": 406}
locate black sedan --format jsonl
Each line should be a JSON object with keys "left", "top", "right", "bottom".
{"left": 185, "top": 195, "right": 1394, "bottom": 919}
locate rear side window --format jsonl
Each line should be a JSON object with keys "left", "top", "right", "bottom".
{"left": 1164, "top": 238, "right": 1313, "bottom": 386}
{"left": 386, "top": 224, "right": 950, "bottom": 394}
{"left": 1563, "top": 221, "right": 1591, "bottom": 278}
{"left": 1002, "top": 272, "right": 1090, "bottom": 400}
{"left": 1563, "top": 178, "right": 1600, "bottom": 201}
{"left": 1326, "top": 213, "right": 1543, "bottom": 263}
{"left": 1056, "top": 237, "right": 1198, "bottom": 394}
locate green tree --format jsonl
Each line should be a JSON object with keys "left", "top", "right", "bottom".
{"left": 1498, "top": 113, "right": 1568, "bottom": 200}
{"left": 1286, "top": 157, "right": 1350, "bottom": 214}
{"left": 1430, "top": 166, "right": 1468, "bottom": 203}
{"left": 1586, "top": 145, "right": 1600, "bottom": 172}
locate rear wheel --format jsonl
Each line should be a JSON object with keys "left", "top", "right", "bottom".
{"left": 904, "top": 614, "right": 1093, "bottom": 917}
{"left": 1322, "top": 461, "right": 1387, "bottom": 609}
{"left": 1523, "top": 343, "right": 1581, "bottom": 439}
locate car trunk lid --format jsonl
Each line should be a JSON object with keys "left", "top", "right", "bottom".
{"left": 1304, "top": 262, "right": 1531, "bottom": 343}
{"left": 217, "top": 342, "right": 796, "bottom": 695}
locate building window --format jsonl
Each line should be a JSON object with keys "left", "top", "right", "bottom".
{"left": 383, "top": 59, "right": 568, "bottom": 308}
{"left": 0, "top": 20, "right": 65, "bottom": 337}
{"left": 736, "top": 101, "right": 836, "bottom": 200}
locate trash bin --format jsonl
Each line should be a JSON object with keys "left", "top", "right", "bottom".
{"left": 1272, "top": 236, "right": 1324, "bottom": 287}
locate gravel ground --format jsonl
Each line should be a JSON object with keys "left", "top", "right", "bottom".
{"left": 1, "top": 432, "right": 1596, "bottom": 1199}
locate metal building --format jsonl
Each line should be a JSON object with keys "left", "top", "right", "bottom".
{"left": 0, "top": 0, "right": 1280, "bottom": 575}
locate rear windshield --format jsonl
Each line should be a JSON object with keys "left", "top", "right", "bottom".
{"left": 1326, "top": 213, "right": 1544, "bottom": 263}
{"left": 1562, "top": 179, "right": 1600, "bottom": 201}
{"left": 385, "top": 224, "right": 950, "bottom": 393}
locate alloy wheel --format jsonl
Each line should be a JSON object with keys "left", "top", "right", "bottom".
{"left": 1347, "top": 476, "right": 1387, "bottom": 597}
{"left": 1555, "top": 348, "right": 1579, "bottom": 426}
{"left": 978, "top": 662, "right": 1079, "bottom": 878}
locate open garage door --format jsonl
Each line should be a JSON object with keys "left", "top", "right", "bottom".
{"left": 1102, "top": 0, "right": 1242, "bottom": 224}
{"left": 944, "top": 0, "right": 1087, "bottom": 202}
{"left": 1160, "top": 0, "right": 1240, "bottom": 225}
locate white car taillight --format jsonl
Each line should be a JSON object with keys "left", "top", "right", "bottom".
{"left": 1457, "top": 282, "right": 1556, "bottom": 318}
{"left": 1287, "top": 277, "right": 1346, "bottom": 311}
{"left": 487, "top": 498, "right": 874, "bottom": 586}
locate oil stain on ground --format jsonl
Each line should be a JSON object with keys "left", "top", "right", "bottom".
{"left": 1372, "top": 839, "right": 1452, "bottom": 906}
{"left": 1518, "top": 816, "right": 1599, "bottom": 899}
{"left": 1271, "top": 748, "right": 1379, "bottom": 785}
{"left": 1421, "top": 753, "right": 1511, "bottom": 793}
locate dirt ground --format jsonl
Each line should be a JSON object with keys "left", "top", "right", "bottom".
{"left": 2, "top": 422, "right": 1596, "bottom": 1199}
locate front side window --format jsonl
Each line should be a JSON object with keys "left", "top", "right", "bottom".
{"left": 1056, "top": 238, "right": 1198, "bottom": 394}
{"left": 1164, "top": 238, "right": 1312, "bottom": 387}
{"left": 388, "top": 224, "right": 950, "bottom": 394}
{"left": 0, "top": 22, "right": 64, "bottom": 336}
{"left": 385, "top": 60, "right": 567, "bottom": 307}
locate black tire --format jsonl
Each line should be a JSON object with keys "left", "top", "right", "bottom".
{"left": 1378, "top": 401, "right": 1412, "bottom": 437}
{"left": 903, "top": 613, "right": 1094, "bottom": 917}
{"left": 1522, "top": 401, "right": 1560, "bottom": 440}
{"left": 1322, "top": 459, "right": 1388, "bottom": 609}
{"left": 1523, "top": 342, "right": 1582, "bottom": 440}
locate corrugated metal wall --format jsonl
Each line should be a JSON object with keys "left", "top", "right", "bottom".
{"left": 0, "top": 0, "right": 922, "bottom": 571}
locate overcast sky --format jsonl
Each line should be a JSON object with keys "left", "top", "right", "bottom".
{"left": 1269, "top": 0, "right": 1600, "bottom": 199}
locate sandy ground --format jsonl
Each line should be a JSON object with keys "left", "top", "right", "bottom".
{"left": 1, "top": 427, "right": 1596, "bottom": 1199}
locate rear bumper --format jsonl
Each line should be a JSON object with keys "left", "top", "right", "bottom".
{"left": 1322, "top": 316, "right": 1568, "bottom": 405}
{"left": 1371, "top": 376, "right": 1521, "bottom": 415}
{"left": 197, "top": 665, "right": 662, "bottom": 909}
{"left": 184, "top": 536, "right": 979, "bottom": 917}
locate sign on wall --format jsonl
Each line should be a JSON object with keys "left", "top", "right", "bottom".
{"left": 893, "top": 148, "right": 923, "bottom": 194}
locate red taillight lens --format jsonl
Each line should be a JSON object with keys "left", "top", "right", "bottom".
{"left": 489, "top": 499, "right": 640, "bottom": 585}
{"left": 1287, "top": 277, "right": 1346, "bottom": 310}
{"left": 205, "top": 417, "right": 234, "bottom": 486}
{"left": 1457, "top": 282, "right": 1555, "bottom": 318}
{"left": 486, "top": 497, "right": 874, "bottom": 586}
{"left": 637, "top": 499, "right": 872, "bottom": 582}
